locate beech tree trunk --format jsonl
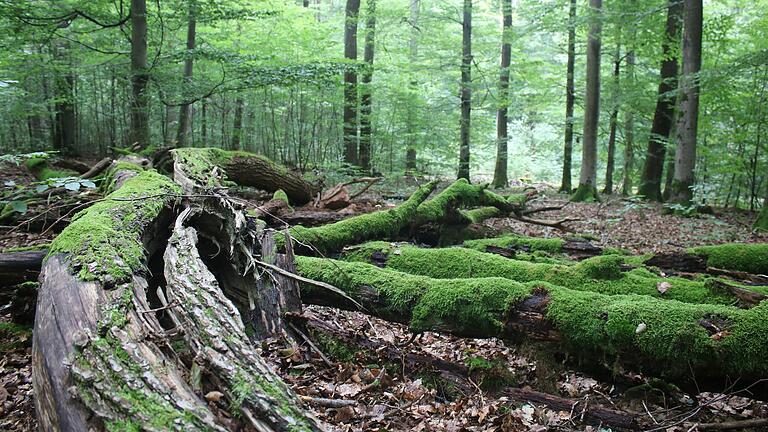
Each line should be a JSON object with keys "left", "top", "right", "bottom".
{"left": 343, "top": 0, "right": 361, "bottom": 165}
{"left": 638, "top": 0, "right": 682, "bottom": 201}
{"left": 603, "top": 43, "right": 620, "bottom": 195}
{"left": 572, "top": 0, "right": 602, "bottom": 202}
{"left": 176, "top": 0, "right": 197, "bottom": 147}
{"left": 560, "top": 0, "right": 576, "bottom": 193}
{"left": 404, "top": 0, "right": 420, "bottom": 174}
{"left": 52, "top": 40, "right": 76, "bottom": 155}
{"left": 621, "top": 31, "right": 636, "bottom": 196}
{"left": 130, "top": 0, "right": 151, "bottom": 150}
{"left": 359, "top": 0, "right": 376, "bottom": 172}
{"left": 670, "top": 0, "right": 703, "bottom": 204}
{"left": 457, "top": 0, "right": 472, "bottom": 181}
{"left": 492, "top": 0, "right": 512, "bottom": 189}
{"left": 231, "top": 97, "right": 244, "bottom": 150}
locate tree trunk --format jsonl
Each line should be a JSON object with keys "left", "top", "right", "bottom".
{"left": 173, "top": 148, "right": 320, "bottom": 204}
{"left": 296, "top": 255, "right": 768, "bottom": 391}
{"left": 201, "top": 96, "right": 208, "bottom": 146}
{"left": 130, "top": 0, "right": 151, "bottom": 150}
{"left": 603, "top": 43, "right": 621, "bottom": 195}
{"left": 176, "top": 0, "right": 197, "bottom": 148}
{"left": 457, "top": 0, "right": 472, "bottom": 181}
{"left": 572, "top": 0, "right": 602, "bottom": 202}
{"left": 33, "top": 161, "right": 322, "bottom": 431}
{"left": 621, "top": 35, "right": 636, "bottom": 196}
{"left": 343, "top": 0, "right": 361, "bottom": 165}
{"left": 359, "top": 0, "right": 376, "bottom": 172}
{"left": 669, "top": 0, "right": 703, "bottom": 204}
{"left": 405, "top": 0, "right": 420, "bottom": 174}
{"left": 560, "top": 0, "right": 577, "bottom": 193}
{"left": 637, "top": 0, "right": 682, "bottom": 201}
{"left": 755, "top": 187, "right": 768, "bottom": 231}
{"left": 492, "top": 0, "right": 512, "bottom": 189}
{"left": 232, "top": 97, "right": 244, "bottom": 151}
{"left": 52, "top": 40, "right": 76, "bottom": 156}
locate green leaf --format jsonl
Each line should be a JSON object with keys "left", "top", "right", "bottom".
{"left": 36, "top": 184, "right": 49, "bottom": 193}
{"left": 81, "top": 180, "right": 97, "bottom": 189}
{"left": 64, "top": 182, "right": 81, "bottom": 191}
{"left": 10, "top": 200, "right": 27, "bottom": 214}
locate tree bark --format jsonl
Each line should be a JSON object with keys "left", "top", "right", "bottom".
{"left": 621, "top": 30, "right": 636, "bottom": 196}
{"left": 560, "top": 0, "right": 577, "bottom": 193}
{"left": 176, "top": 0, "right": 197, "bottom": 147}
{"left": 173, "top": 148, "right": 320, "bottom": 204}
{"left": 0, "top": 250, "right": 46, "bottom": 287}
{"left": 572, "top": 0, "right": 602, "bottom": 202}
{"left": 405, "top": 0, "right": 420, "bottom": 173}
{"left": 130, "top": 0, "right": 151, "bottom": 150}
{"left": 52, "top": 40, "right": 76, "bottom": 156}
{"left": 637, "top": 0, "right": 682, "bottom": 201}
{"left": 603, "top": 43, "right": 621, "bottom": 194}
{"left": 359, "top": 0, "right": 376, "bottom": 172}
{"left": 343, "top": 0, "right": 361, "bottom": 165}
{"left": 457, "top": 0, "right": 472, "bottom": 181}
{"left": 669, "top": 0, "right": 703, "bottom": 204}
{"left": 231, "top": 97, "right": 244, "bottom": 150}
{"left": 492, "top": 0, "right": 512, "bottom": 189}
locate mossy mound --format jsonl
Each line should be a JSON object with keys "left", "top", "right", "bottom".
{"left": 48, "top": 170, "right": 180, "bottom": 283}
{"left": 295, "top": 256, "right": 768, "bottom": 381}
{"left": 25, "top": 157, "right": 77, "bottom": 180}
{"left": 690, "top": 243, "right": 768, "bottom": 275}
{"left": 570, "top": 183, "right": 599, "bottom": 202}
{"left": 342, "top": 242, "right": 759, "bottom": 305}
{"left": 463, "top": 234, "right": 565, "bottom": 254}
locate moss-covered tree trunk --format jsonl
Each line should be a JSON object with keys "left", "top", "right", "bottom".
{"left": 33, "top": 162, "right": 322, "bottom": 431}
{"left": 295, "top": 256, "right": 768, "bottom": 394}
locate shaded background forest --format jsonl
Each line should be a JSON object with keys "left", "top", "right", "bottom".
{"left": 0, "top": 0, "right": 766, "bottom": 209}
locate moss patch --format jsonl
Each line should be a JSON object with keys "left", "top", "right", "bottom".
{"left": 463, "top": 235, "right": 565, "bottom": 254}
{"left": 342, "top": 243, "right": 743, "bottom": 305}
{"left": 690, "top": 243, "right": 768, "bottom": 275}
{"left": 571, "top": 184, "right": 599, "bottom": 202}
{"left": 24, "top": 157, "right": 77, "bottom": 180}
{"left": 48, "top": 170, "right": 179, "bottom": 283}
{"left": 101, "top": 161, "right": 145, "bottom": 193}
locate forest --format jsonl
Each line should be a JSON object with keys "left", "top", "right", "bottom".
{"left": 0, "top": 0, "right": 767, "bottom": 431}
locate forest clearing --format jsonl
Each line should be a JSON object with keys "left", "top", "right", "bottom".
{"left": 0, "top": 0, "right": 767, "bottom": 431}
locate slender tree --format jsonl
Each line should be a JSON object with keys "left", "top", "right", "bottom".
{"left": 52, "top": 40, "right": 76, "bottom": 155}
{"left": 637, "top": 0, "right": 683, "bottom": 201}
{"left": 492, "top": 0, "right": 513, "bottom": 189}
{"left": 621, "top": 7, "right": 637, "bottom": 196}
{"left": 130, "top": 0, "right": 150, "bottom": 150}
{"left": 405, "top": 0, "right": 420, "bottom": 173}
{"left": 232, "top": 97, "right": 244, "bottom": 150}
{"left": 176, "top": 0, "right": 197, "bottom": 147}
{"left": 343, "top": 0, "right": 361, "bottom": 165}
{"left": 603, "top": 42, "right": 621, "bottom": 194}
{"left": 457, "top": 0, "right": 472, "bottom": 181}
{"left": 560, "top": 0, "right": 577, "bottom": 193}
{"left": 359, "top": 0, "right": 376, "bottom": 172}
{"left": 572, "top": 0, "right": 602, "bottom": 202}
{"left": 669, "top": 0, "right": 703, "bottom": 204}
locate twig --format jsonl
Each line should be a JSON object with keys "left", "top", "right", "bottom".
{"left": 298, "top": 396, "right": 357, "bottom": 408}
{"left": 522, "top": 203, "right": 569, "bottom": 216}
{"left": 288, "top": 322, "right": 333, "bottom": 367}
{"left": 695, "top": 417, "right": 768, "bottom": 430}
{"left": 513, "top": 214, "right": 579, "bottom": 231}
{"left": 642, "top": 400, "right": 659, "bottom": 425}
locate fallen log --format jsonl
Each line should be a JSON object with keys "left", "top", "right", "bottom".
{"left": 342, "top": 242, "right": 762, "bottom": 306}
{"left": 287, "top": 180, "right": 438, "bottom": 254}
{"left": 687, "top": 243, "right": 768, "bottom": 275}
{"left": 172, "top": 147, "right": 320, "bottom": 204}
{"left": 0, "top": 249, "right": 46, "bottom": 286}
{"left": 33, "top": 162, "right": 322, "bottom": 430}
{"left": 464, "top": 234, "right": 603, "bottom": 260}
{"left": 294, "top": 256, "right": 768, "bottom": 393}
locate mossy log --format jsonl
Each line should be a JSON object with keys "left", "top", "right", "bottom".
{"left": 688, "top": 243, "right": 768, "bottom": 275}
{"left": 171, "top": 147, "right": 320, "bottom": 204}
{"left": 33, "top": 163, "right": 321, "bottom": 430}
{"left": 343, "top": 242, "right": 768, "bottom": 306}
{"left": 463, "top": 234, "right": 604, "bottom": 260}
{"left": 294, "top": 256, "right": 768, "bottom": 391}
{"left": 286, "top": 180, "right": 438, "bottom": 254}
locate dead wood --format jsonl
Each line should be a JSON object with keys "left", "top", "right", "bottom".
{"left": 0, "top": 250, "right": 46, "bottom": 286}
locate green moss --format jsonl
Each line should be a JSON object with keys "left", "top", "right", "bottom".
{"left": 295, "top": 257, "right": 768, "bottom": 381}
{"left": 24, "top": 157, "right": 77, "bottom": 180}
{"left": 571, "top": 183, "right": 600, "bottom": 202}
{"left": 342, "top": 243, "right": 742, "bottom": 305}
{"left": 465, "top": 356, "right": 518, "bottom": 390}
{"left": 690, "top": 243, "right": 768, "bottom": 275}
{"left": 101, "top": 161, "right": 145, "bottom": 193}
{"left": 296, "top": 256, "right": 532, "bottom": 336}
{"left": 48, "top": 170, "right": 180, "bottom": 283}
{"left": 0, "top": 243, "right": 50, "bottom": 253}
{"left": 755, "top": 205, "right": 768, "bottom": 232}
{"left": 285, "top": 180, "right": 437, "bottom": 254}
{"left": 463, "top": 234, "right": 565, "bottom": 254}
{"left": 313, "top": 332, "right": 357, "bottom": 362}
{"left": 460, "top": 206, "right": 500, "bottom": 224}
{"left": 0, "top": 322, "right": 32, "bottom": 350}
{"left": 414, "top": 179, "right": 508, "bottom": 225}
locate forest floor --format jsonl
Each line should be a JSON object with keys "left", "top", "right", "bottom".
{"left": 1, "top": 167, "right": 767, "bottom": 431}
